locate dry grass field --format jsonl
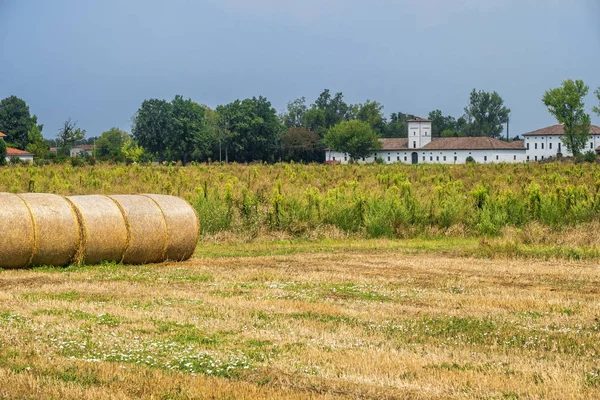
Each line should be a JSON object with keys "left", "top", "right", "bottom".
{"left": 2, "top": 238, "right": 600, "bottom": 399}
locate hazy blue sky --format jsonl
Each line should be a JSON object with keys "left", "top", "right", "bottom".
{"left": 1, "top": 0, "right": 599, "bottom": 139}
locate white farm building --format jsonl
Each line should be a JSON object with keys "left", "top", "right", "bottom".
{"left": 325, "top": 117, "right": 600, "bottom": 164}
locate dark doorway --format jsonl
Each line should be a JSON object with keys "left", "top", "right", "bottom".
{"left": 411, "top": 152, "right": 418, "bottom": 164}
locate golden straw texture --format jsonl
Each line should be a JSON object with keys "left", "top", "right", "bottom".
{"left": 67, "top": 195, "right": 128, "bottom": 265}
{"left": 0, "top": 193, "right": 35, "bottom": 269}
{"left": 18, "top": 193, "right": 79, "bottom": 267}
{"left": 109, "top": 195, "right": 167, "bottom": 264}
{"left": 143, "top": 194, "right": 199, "bottom": 261}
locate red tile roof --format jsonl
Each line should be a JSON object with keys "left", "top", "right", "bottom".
{"left": 0, "top": 132, "right": 6, "bottom": 137}
{"left": 379, "top": 138, "right": 409, "bottom": 150}
{"left": 522, "top": 124, "right": 600, "bottom": 136}
{"left": 6, "top": 147, "right": 33, "bottom": 156}
{"left": 72, "top": 144, "right": 95, "bottom": 151}
{"left": 378, "top": 137, "right": 525, "bottom": 151}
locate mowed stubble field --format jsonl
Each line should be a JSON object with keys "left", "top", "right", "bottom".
{"left": 1, "top": 239, "right": 600, "bottom": 399}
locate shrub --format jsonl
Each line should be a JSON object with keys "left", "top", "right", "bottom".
{"left": 584, "top": 151, "right": 597, "bottom": 163}
{"left": 466, "top": 156, "right": 475, "bottom": 164}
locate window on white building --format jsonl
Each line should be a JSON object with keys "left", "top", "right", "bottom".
{"left": 430, "top": 156, "right": 433, "bottom": 161}
{"left": 535, "top": 143, "right": 537, "bottom": 149}
{"left": 484, "top": 156, "right": 487, "bottom": 162}
{"left": 404, "top": 156, "right": 407, "bottom": 162}
{"left": 527, "top": 143, "right": 529, "bottom": 150}
{"left": 397, "top": 156, "right": 400, "bottom": 161}
{"left": 344, "top": 156, "right": 347, "bottom": 161}
{"left": 333, "top": 157, "right": 336, "bottom": 161}
{"left": 558, "top": 143, "right": 561, "bottom": 152}
{"left": 496, "top": 155, "right": 499, "bottom": 160}
{"left": 514, "top": 155, "right": 516, "bottom": 160}
{"left": 422, "top": 156, "right": 425, "bottom": 161}
{"left": 541, "top": 143, "right": 544, "bottom": 150}
{"left": 436, "top": 156, "right": 439, "bottom": 161}
{"left": 535, "top": 156, "right": 538, "bottom": 161}
{"left": 591, "top": 143, "right": 594, "bottom": 149}
{"left": 454, "top": 156, "right": 457, "bottom": 161}
{"left": 443, "top": 156, "right": 446, "bottom": 161}
{"left": 413, "top": 141, "right": 416, "bottom": 148}
{"left": 549, "top": 143, "right": 552, "bottom": 150}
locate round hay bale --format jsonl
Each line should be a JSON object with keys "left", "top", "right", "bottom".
{"left": 0, "top": 193, "right": 35, "bottom": 269}
{"left": 109, "top": 195, "right": 167, "bottom": 264}
{"left": 66, "top": 195, "right": 128, "bottom": 265}
{"left": 18, "top": 193, "right": 79, "bottom": 267}
{"left": 143, "top": 194, "right": 199, "bottom": 261}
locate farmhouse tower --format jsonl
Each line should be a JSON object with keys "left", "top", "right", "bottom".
{"left": 407, "top": 117, "right": 432, "bottom": 149}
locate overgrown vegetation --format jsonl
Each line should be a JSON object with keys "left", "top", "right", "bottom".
{"left": 3, "top": 162, "right": 600, "bottom": 240}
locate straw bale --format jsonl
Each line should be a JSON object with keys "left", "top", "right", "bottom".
{"left": 143, "top": 194, "right": 199, "bottom": 261}
{"left": 109, "top": 195, "right": 167, "bottom": 264}
{"left": 0, "top": 193, "right": 35, "bottom": 269}
{"left": 19, "top": 193, "right": 79, "bottom": 267}
{"left": 66, "top": 195, "right": 128, "bottom": 265}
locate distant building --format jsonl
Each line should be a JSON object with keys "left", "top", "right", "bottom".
{"left": 325, "top": 118, "right": 600, "bottom": 164}
{"left": 522, "top": 124, "right": 600, "bottom": 162}
{"left": 70, "top": 144, "right": 95, "bottom": 158}
{"left": 0, "top": 132, "right": 34, "bottom": 163}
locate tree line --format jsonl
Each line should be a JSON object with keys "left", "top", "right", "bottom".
{"left": 0, "top": 82, "right": 598, "bottom": 165}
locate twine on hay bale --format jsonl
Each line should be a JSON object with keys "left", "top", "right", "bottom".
{"left": 0, "top": 193, "right": 35, "bottom": 269}
{"left": 18, "top": 193, "right": 79, "bottom": 267}
{"left": 143, "top": 194, "right": 199, "bottom": 261}
{"left": 66, "top": 195, "right": 128, "bottom": 265}
{"left": 108, "top": 195, "right": 168, "bottom": 265}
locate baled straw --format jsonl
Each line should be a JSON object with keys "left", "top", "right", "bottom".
{"left": 109, "top": 195, "right": 167, "bottom": 264}
{"left": 0, "top": 193, "right": 35, "bottom": 269}
{"left": 66, "top": 195, "right": 128, "bottom": 265}
{"left": 143, "top": 194, "right": 199, "bottom": 261}
{"left": 19, "top": 193, "right": 79, "bottom": 267}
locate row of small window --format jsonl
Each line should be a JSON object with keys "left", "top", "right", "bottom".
{"left": 528, "top": 142, "right": 596, "bottom": 151}
{"left": 527, "top": 142, "right": 562, "bottom": 150}
{"left": 527, "top": 156, "right": 545, "bottom": 161}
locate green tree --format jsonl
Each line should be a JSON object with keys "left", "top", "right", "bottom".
{"left": 96, "top": 127, "right": 130, "bottom": 161}
{"left": 132, "top": 99, "right": 172, "bottom": 162}
{"left": 121, "top": 139, "right": 144, "bottom": 164}
{"left": 542, "top": 79, "right": 591, "bottom": 156}
{"left": 0, "top": 96, "right": 40, "bottom": 149}
{"left": 463, "top": 89, "right": 510, "bottom": 138}
{"left": 324, "top": 120, "right": 381, "bottom": 160}
{"left": 594, "top": 87, "right": 600, "bottom": 116}
{"left": 428, "top": 110, "right": 460, "bottom": 137}
{"left": 353, "top": 100, "right": 386, "bottom": 134}
{"left": 169, "top": 95, "right": 215, "bottom": 165}
{"left": 57, "top": 118, "right": 85, "bottom": 156}
{"left": 281, "top": 127, "right": 322, "bottom": 162}
{"left": 217, "top": 96, "right": 282, "bottom": 163}
{"left": 25, "top": 124, "right": 49, "bottom": 159}
{"left": 282, "top": 97, "right": 308, "bottom": 128}
{"left": 307, "top": 89, "right": 349, "bottom": 135}
{"left": 383, "top": 112, "right": 415, "bottom": 138}
{"left": 0, "top": 138, "right": 6, "bottom": 166}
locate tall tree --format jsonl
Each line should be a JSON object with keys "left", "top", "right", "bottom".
{"left": 594, "top": 87, "right": 600, "bottom": 116}
{"left": 282, "top": 97, "right": 308, "bottom": 128}
{"left": 463, "top": 89, "right": 510, "bottom": 138}
{"left": 57, "top": 118, "right": 85, "bottom": 156}
{"left": 26, "top": 124, "right": 49, "bottom": 159}
{"left": 353, "top": 100, "right": 386, "bottom": 134}
{"left": 169, "top": 95, "right": 214, "bottom": 164}
{"left": 217, "top": 96, "right": 282, "bottom": 163}
{"left": 383, "top": 112, "right": 415, "bottom": 138}
{"left": 0, "top": 138, "right": 6, "bottom": 166}
{"left": 542, "top": 79, "right": 591, "bottom": 156}
{"left": 311, "top": 89, "right": 349, "bottom": 132}
{"left": 324, "top": 120, "right": 380, "bottom": 160}
{"left": 0, "top": 96, "right": 40, "bottom": 150}
{"left": 96, "top": 127, "right": 130, "bottom": 161}
{"left": 132, "top": 99, "right": 172, "bottom": 162}
{"left": 427, "top": 110, "right": 459, "bottom": 137}
{"left": 280, "top": 127, "right": 321, "bottom": 162}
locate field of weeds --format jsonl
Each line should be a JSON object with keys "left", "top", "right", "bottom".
{"left": 3, "top": 162, "right": 600, "bottom": 241}
{"left": 2, "top": 239, "right": 600, "bottom": 399}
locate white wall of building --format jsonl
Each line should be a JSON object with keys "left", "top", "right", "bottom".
{"left": 523, "top": 134, "right": 600, "bottom": 161}
{"left": 5, "top": 155, "right": 33, "bottom": 163}
{"left": 408, "top": 121, "right": 432, "bottom": 149}
{"left": 325, "top": 149, "right": 527, "bottom": 164}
